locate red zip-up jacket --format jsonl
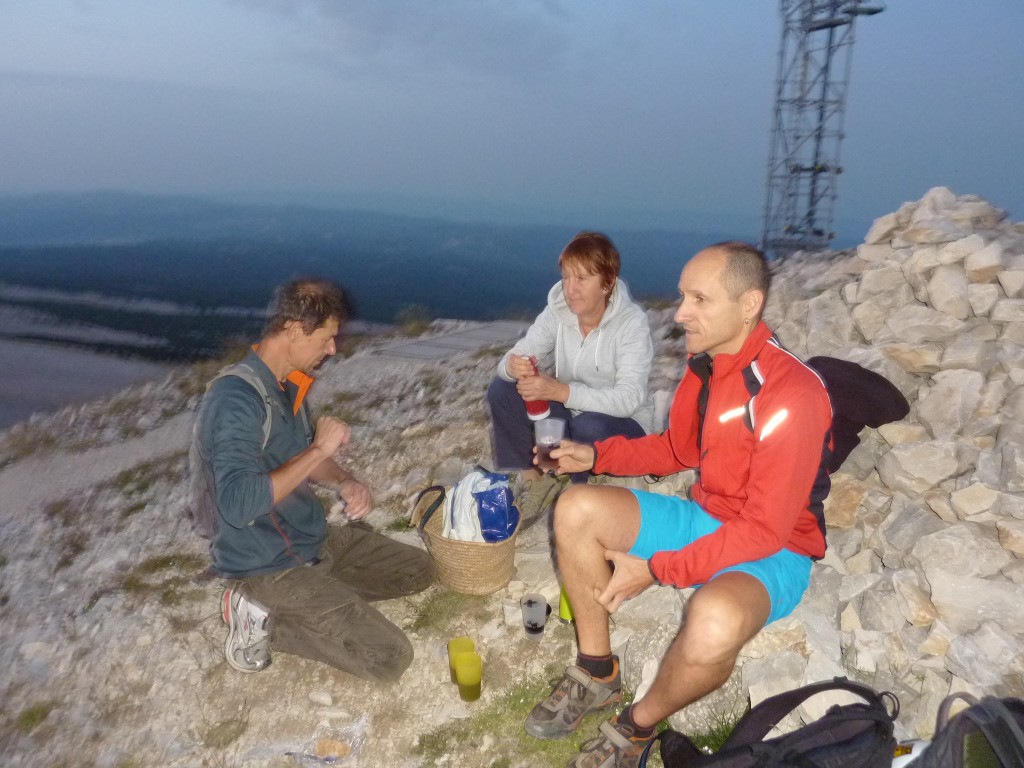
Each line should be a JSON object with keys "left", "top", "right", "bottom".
{"left": 594, "top": 322, "right": 832, "bottom": 589}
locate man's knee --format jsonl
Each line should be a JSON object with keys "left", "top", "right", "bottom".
{"left": 553, "top": 485, "right": 637, "bottom": 547}
{"left": 677, "top": 581, "right": 767, "bottom": 662}
{"left": 363, "top": 632, "right": 415, "bottom": 682}
{"left": 552, "top": 484, "right": 601, "bottom": 533}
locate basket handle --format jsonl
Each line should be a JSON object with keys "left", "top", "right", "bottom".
{"left": 411, "top": 485, "right": 446, "bottom": 534}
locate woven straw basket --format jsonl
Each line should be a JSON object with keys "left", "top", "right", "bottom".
{"left": 411, "top": 485, "right": 520, "bottom": 596}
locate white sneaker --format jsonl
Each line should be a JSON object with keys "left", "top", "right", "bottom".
{"left": 221, "top": 588, "right": 271, "bottom": 673}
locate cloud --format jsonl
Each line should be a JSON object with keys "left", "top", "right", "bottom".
{"left": 231, "top": 0, "right": 575, "bottom": 82}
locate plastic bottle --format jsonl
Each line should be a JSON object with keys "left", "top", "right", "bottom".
{"left": 522, "top": 355, "right": 550, "bottom": 420}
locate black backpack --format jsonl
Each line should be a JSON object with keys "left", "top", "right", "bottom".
{"left": 642, "top": 677, "right": 898, "bottom": 768}
{"left": 910, "top": 693, "right": 1024, "bottom": 768}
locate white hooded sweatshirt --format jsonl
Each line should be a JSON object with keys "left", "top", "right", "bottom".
{"left": 498, "top": 278, "right": 656, "bottom": 434}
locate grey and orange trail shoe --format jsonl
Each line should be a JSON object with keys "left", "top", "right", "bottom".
{"left": 524, "top": 659, "right": 622, "bottom": 740}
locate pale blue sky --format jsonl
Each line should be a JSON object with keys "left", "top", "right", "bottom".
{"left": 1, "top": 1, "right": 1021, "bottom": 241}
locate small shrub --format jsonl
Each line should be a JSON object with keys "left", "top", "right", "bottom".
{"left": 395, "top": 304, "right": 434, "bottom": 336}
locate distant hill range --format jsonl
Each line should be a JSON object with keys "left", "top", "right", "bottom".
{"left": 0, "top": 192, "right": 739, "bottom": 357}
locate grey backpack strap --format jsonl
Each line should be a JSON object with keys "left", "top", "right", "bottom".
{"left": 964, "top": 697, "right": 1024, "bottom": 767}
{"left": 211, "top": 363, "right": 273, "bottom": 449}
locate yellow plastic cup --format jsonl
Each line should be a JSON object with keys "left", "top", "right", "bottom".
{"left": 452, "top": 651, "right": 482, "bottom": 702}
{"left": 447, "top": 636, "right": 475, "bottom": 684}
{"left": 558, "top": 587, "right": 574, "bottom": 623}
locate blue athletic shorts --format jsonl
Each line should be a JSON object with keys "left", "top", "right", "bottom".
{"left": 627, "top": 489, "right": 812, "bottom": 625}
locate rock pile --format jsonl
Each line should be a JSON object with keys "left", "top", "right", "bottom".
{"left": 639, "top": 186, "right": 1024, "bottom": 739}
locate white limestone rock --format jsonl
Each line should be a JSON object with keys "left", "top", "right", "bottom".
{"left": 823, "top": 472, "right": 867, "bottom": 529}
{"left": 939, "top": 334, "right": 997, "bottom": 373}
{"left": 991, "top": 299, "right": 1024, "bottom": 323}
{"left": 884, "top": 305, "right": 967, "bottom": 344}
{"left": 1000, "top": 440, "right": 1024, "bottom": 493}
{"left": 743, "top": 650, "right": 807, "bottom": 709}
{"left": 857, "top": 263, "right": 908, "bottom": 301}
{"left": 926, "top": 264, "right": 971, "bottom": 320}
{"left": 949, "top": 483, "right": 999, "bottom": 519}
{"left": 878, "top": 421, "right": 931, "bottom": 445}
{"left": 925, "top": 567, "right": 1024, "bottom": 634}
{"left": 806, "top": 289, "right": 857, "bottom": 356}
{"left": 865, "top": 212, "right": 902, "bottom": 245}
{"left": 938, "top": 234, "right": 986, "bottom": 264}
{"left": 967, "top": 282, "right": 1002, "bottom": 316}
{"left": 995, "top": 518, "right": 1024, "bottom": 556}
{"left": 998, "top": 270, "right": 1024, "bottom": 299}
{"left": 915, "top": 370, "right": 985, "bottom": 439}
{"left": 838, "top": 572, "right": 883, "bottom": 603}
{"left": 909, "top": 523, "right": 1012, "bottom": 579}
{"left": 883, "top": 342, "right": 942, "bottom": 375}
{"left": 964, "top": 241, "right": 1005, "bottom": 283}
{"left": 877, "top": 441, "right": 959, "bottom": 495}
{"left": 856, "top": 243, "right": 898, "bottom": 263}
{"left": 892, "top": 568, "right": 939, "bottom": 626}
{"left": 859, "top": 585, "right": 909, "bottom": 633}
{"left": 945, "top": 622, "right": 1024, "bottom": 688}
{"left": 919, "top": 620, "right": 956, "bottom": 656}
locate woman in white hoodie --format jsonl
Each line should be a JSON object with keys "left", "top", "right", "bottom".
{"left": 487, "top": 231, "right": 655, "bottom": 488}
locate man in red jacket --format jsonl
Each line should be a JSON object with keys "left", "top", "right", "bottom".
{"left": 524, "top": 242, "right": 833, "bottom": 768}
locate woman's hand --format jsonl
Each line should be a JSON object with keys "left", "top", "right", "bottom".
{"left": 506, "top": 354, "right": 538, "bottom": 380}
{"left": 516, "top": 370, "right": 569, "bottom": 403}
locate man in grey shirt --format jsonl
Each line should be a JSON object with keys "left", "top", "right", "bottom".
{"left": 193, "top": 277, "right": 433, "bottom": 680}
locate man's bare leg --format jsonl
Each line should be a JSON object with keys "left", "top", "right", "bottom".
{"left": 630, "top": 571, "right": 771, "bottom": 728}
{"left": 552, "top": 484, "right": 641, "bottom": 657}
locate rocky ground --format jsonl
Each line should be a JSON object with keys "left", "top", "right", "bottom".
{"left": 1, "top": 187, "right": 1023, "bottom": 767}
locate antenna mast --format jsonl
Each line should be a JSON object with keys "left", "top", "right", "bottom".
{"left": 760, "top": 0, "right": 883, "bottom": 258}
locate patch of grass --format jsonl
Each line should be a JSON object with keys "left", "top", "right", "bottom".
{"left": 121, "top": 500, "right": 149, "bottom": 518}
{"left": 108, "top": 453, "right": 185, "bottom": 496}
{"left": 195, "top": 701, "right": 250, "bottom": 749}
{"left": 414, "top": 664, "right": 624, "bottom": 767}
{"left": 135, "top": 553, "right": 208, "bottom": 575}
{"left": 0, "top": 425, "right": 59, "bottom": 468}
{"left": 56, "top": 531, "right": 90, "bottom": 570}
{"left": 419, "top": 370, "right": 444, "bottom": 398}
{"left": 119, "top": 553, "right": 209, "bottom": 607}
{"left": 44, "top": 498, "right": 76, "bottom": 527}
{"left": 681, "top": 703, "right": 746, "bottom": 755}
{"left": 406, "top": 589, "right": 492, "bottom": 634}
{"left": 16, "top": 701, "right": 56, "bottom": 732}
{"left": 473, "top": 344, "right": 507, "bottom": 359}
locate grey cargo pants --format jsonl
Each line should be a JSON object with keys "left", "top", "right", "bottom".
{"left": 236, "top": 522, "right": 434, "bottom": 682}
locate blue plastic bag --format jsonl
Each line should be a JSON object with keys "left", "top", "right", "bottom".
{"left": 474, "top": 471, "right": 520, "bottom": 543}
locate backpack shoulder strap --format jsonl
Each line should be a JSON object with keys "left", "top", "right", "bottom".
{"left": 722, "top": 677, "right": 895, "bottom": 748}
{"left": 963, "top": 697, "right": 1024, "bottom": 767}
{"left": 210, "top": 362, "right": 274, "bottom": 450}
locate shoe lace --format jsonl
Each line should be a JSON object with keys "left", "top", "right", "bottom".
{"left": 547, "top": 673, "right": 589, "bottom": 711}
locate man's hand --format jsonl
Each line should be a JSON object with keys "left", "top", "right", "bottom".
{"left": 548, "top": 438, "right": 596, "bottom": 475}
{"left": 594, "top": 551, "right": 655, "bottom": 614}
{"left": 312, "top": 416, "right": 351, "bottom": 456}
{"left": 338, "top": 478, "right": 372, "bottom": 520}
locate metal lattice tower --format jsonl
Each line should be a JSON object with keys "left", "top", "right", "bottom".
{"left": 760, "top": 0, "right": 883, "bottom": 258}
